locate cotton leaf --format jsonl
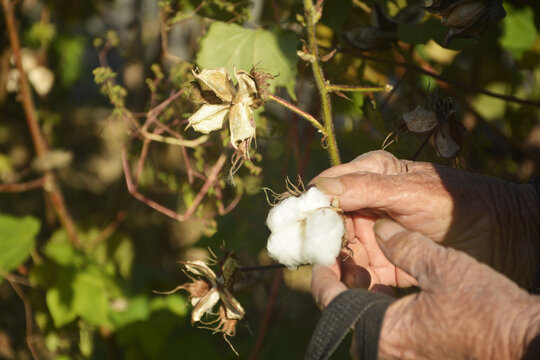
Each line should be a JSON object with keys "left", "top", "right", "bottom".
{"left": 196, "top": 22, "right": 300, "bottom": 98}
{"left": 188, "top": 104, "right": 230, "bottom": 134}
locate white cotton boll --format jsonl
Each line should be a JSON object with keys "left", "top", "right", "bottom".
{"left": 266, "top": 196, "right": 301, "bottom": 233}
{"left": 265, "top": 187, "right": 345, "bottom": 268}
{"left": 266, "top": 222, "right": 305, "bottom": 268}
{"left": 304, "top": 209, "right": 345, "bottom": 266}
{"left": 297, "top": 187, "right": 330, "bottom": 213}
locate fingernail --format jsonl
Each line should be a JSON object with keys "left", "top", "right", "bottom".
{"left": 373, "top": 219, "right": 404, "bottom": 242}
{"left": 314, "top": 177, "right": 344, "bottom": 196}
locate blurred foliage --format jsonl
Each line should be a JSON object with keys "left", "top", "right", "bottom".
{"left": 0, "top": 0, "right": 539, "bottom": 359}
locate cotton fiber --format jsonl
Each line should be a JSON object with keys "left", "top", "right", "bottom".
{"left": 265, "top": 187, "right": 345, "bottom": 268}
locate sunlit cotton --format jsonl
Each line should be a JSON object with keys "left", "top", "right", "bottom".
{"left": 266, "top": 188, "right": 345, "bottom": 268}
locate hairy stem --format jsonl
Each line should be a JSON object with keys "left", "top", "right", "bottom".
{"left": 326, "top": 84, "right": 388, "bottom": 93}
{"left": 267, "top": 93, "right": 327, "bottom": 136}
{"left": 303, "top": 0, "right": 340, "bottom": 165}
{"left": 2, "top": 0, "right": 80, "bottom": 246}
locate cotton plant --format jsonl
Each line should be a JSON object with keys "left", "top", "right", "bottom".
{"left": 187, "top": 67, "right": 273, "bottom": 159}
{"left": 265, "top": 186, "right": 346, "bottom": 268}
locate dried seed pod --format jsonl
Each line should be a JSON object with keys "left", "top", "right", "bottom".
{"left": 424, "top": 0, "right": 506, "bottom": 45}
{"left": 192, "top": 68, "right": 236, "bottom": 103}
{"left": 403, "top": 105, "right": 439, "bottom": 133}
{"left": 434, "top": 114, "right": 465, "bottom": 159}
{"left": 234, "top": 68, "right": 258, "bottom": 100}
{"left": 403, "top": 91, "right": 466, "bottom": 159}
{"left": 187, "top": 104, "right": 230, "bottom": 133}
{"left": 188, "top": 67, "right": 273, "bottom": 162}
{"left": 229, "top": 102, "right": 255, "bottom": 150}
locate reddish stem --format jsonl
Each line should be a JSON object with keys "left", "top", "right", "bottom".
{"left": 2, "top": 0, "right": 79, "bottom": 246}
{"left": 249, "top": 271, "right": 283, "bottom": 360}
{"left": 0, "top": 178, "right": 44, "bottom": 192}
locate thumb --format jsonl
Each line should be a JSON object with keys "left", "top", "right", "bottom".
{"left": 373, "top": 219, "right": 451, "bottom": 289}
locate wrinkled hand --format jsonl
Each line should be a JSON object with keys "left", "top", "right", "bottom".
{"left": 313, "top": 150, "right": 539, "bottom": 288}
{"left": 311, "top": 219, "right": 540, "bottom": 359}
{"left": 376, "top": 219, "right": 540, "bottom": 359}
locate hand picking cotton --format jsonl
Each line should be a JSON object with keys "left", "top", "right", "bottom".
{"left": 266, "top": 187, "right": 345, "bottom": 268}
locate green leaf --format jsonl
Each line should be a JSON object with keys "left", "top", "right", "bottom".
{"left": 45, "top": 229, "right": 85, "bottom": 267}
{"left": 46, "top": 268, "right": 77, "bottom": 327}
{"left": 55, "top": 36, "right": 86, "bottom": 87}
{"left": 110, "top": 295, "right": 151, "bottom": 328}
{"left": 500, "top": 5, "right": 538, "bottom": 59}
{"left": 0, "top": 214, "right": 40, "bottom": 275}
{"left": 73, "top": 270, "right": 112, "bottom": 327}
{"left": 196, "top": 22, "right": 300, "bottom": 98}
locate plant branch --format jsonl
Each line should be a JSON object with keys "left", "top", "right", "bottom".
{"left": 140, "top": 131, "right": 209, "bottom": 148}
{"left": 345, "top": 49, "right": 540, "bottom": 108}
{"left": 248, "top": 271, "right": 282, "bottom": 360}
{"left": 122, "top": 148, "right": 228, "bottom": 222}
{"left": 326, "top": 84, "right": 388, "bottom": 93}
{"left": 239, "top": 264, "right": 286, "bottom": 272}
{"left": 0, "top": 177, "right": 44, "bottom": 192}
{"left": 6, "top": 276, "right": 39, "bottom": 359}
{"left": 267, "top": 93, "right": 326, "bottom": 136}
{"left": 303, "top": 0, "right": 341, "bottom": 165}
{"left": 2, "top": 0, "right": 80, "bottom": 247}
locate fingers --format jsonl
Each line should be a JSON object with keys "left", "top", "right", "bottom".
{"left": 314, "top": 172, "right": 402, "bottom": 212}
{"left": 373, "top": 219, "right": 453, "bottom": 289}
{"left": 311, "top": 264, "right": 347, "bottom": 309}
{"left": 316, "top": 150, "right": 406, "bottom": 178}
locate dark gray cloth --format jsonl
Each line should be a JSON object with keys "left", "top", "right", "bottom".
{"left": 305, "top": 289, "right": 394, "bottom": 360}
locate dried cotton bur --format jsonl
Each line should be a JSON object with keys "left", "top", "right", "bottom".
{"left": 265, "top": 178, "right": 346, "bottom": 268}
{"left": 187, "top": 66, "right": 274, "bottom": 174}
{"left": 155, "top": 252, "right": 244, "bottom": 355}
{"left": 402, "top": 90, "right": 465, "bottom": 159}
{"left": 424, "top": 0, "right": 506, "bottom": 45}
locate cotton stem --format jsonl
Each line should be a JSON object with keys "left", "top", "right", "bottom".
{"left": 303, "top": 0, "right": 340, "bottom": 166}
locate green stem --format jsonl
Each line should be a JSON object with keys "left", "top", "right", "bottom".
{"left": 326, "top": 84, "right": 389, "bottom": 93}
{"left": 303, "top": 0, "right": 340, "bottom": 166}
{"left": 267, "top": 93, "right": 327, "bottom": 136}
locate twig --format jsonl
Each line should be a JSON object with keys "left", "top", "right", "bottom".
{"left": 214, "top": 184, "right": 242, "bottom": 216}
{"left": 2, "top": 0, "right": 80, "bottom": 247}
{"left": 88, "top": 209, "right": 128, "bottom": 248}
{"left": 303, "top": 0, "right": 341, "bottom": 165}
{"left": 6, "top": 276, "right": 39, "bottom": 359}
{"left": 239, "top": 264, "right": 286, "bottom": 272}
{"left": 267, "top": 93, "right": 326, "bottom": 136}
{"left": 412, "top": 58, "right": 540, "bottom": 167}
{"left": 325, "top": 84, "right": 387, "bottom": 93}
{"left": 248, "top": 271, "right": 283, "bottom": 360}
{"left": 380, "top": 69, "right": 409, "bottom": 110}
{"left": 122, "top": 148, "right": 228, "bottom": 222}
{"left": 140, "top": 131, "right": 209, "bottom": 147}
{"left": 411, "top": 131, "right": 433, "bottom": 161}
{"left": 343, "top": 49, "right": 540, "bottom": 108}
{"left": 0, "top": 177, "right": 44, "bottom": 192}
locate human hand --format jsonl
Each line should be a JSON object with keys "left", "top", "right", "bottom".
{"left": 312, "top": 150, "right": 539, "bottom": 288}
{"left": 311, "top": 219, "right": 540, "bottom": 359}
{"left": 374, "top": 219, "right": 540, "bottom": 360}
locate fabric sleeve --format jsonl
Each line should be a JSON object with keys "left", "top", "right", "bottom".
{"left": 305, "top": 289, "right": 394, "bottom": 360}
